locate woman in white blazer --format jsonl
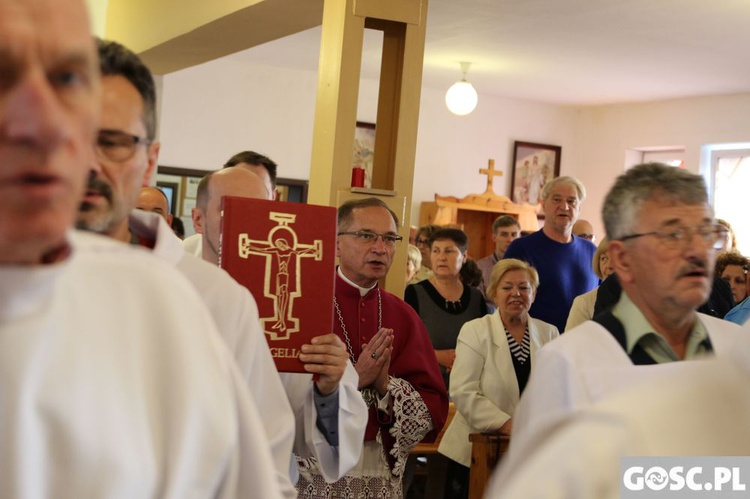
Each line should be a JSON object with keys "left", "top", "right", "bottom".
{"left": 438, "top": 259, "right": 559, "bottom": 491}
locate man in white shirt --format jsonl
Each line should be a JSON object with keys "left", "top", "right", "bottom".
{"left": 0, "top": 1, "right": 281, "bottom": 496}
{"left": 489, "top": 332, "right": 750, "bottom": 498}
{"left": 505, "top": 163, "right": 742, "bottom": 477}
{"left": 191, "top": 166, "right": 368, "bottom": 483}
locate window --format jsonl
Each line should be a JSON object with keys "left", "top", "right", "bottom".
{"left": 625, "top": 147, "right": 685, "bottom": 170}
{"left": 703, "top": 144, "right": 750, "bottom": 255}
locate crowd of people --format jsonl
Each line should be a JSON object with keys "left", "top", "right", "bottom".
{"left": 406, "top": 169, "right": 749, "bottom": 498}
{"left": 1, "top": 0, "right": 748, "bottom": 498}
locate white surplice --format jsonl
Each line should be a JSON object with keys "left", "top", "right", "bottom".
{"left": 0, "top": 230, "right": 282, "bottom": 499}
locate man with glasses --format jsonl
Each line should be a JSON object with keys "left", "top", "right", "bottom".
{"left": 296, "top": 197, "right": 448, "bottom": 498}
{"left": 76, "top": 42, "right": 160, "bottom": 240}
{"left": 504, "top": 176, "right": 599, "bottom": 331}
{"left": 77, "top": 39, "right": 370, "bottom": 498}
{"left": 502, "top": 163, "right": 742, "bottom": 474}
{"left": 572, "top": 218, "right": 596, "bottom": 242}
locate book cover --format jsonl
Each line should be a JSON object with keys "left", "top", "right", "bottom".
{"left": 219, "top": 196, "right": 337, "bottom": 372}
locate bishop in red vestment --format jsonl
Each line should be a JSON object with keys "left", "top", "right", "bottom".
{"left": 296, "top": 198, "right": 448, "bottom": 498}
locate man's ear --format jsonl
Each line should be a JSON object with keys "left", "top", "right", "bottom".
{"left": 192, "top": 207, "right": 205, "bottom": 235}
{"left": 166, "top": 213, "right": 174, "bottom": 227}
{"left": 608, "top": 240, "right": 632, "bottom": 284}
{"left": 142, "top": 141, "right": 161, "bottom": 186}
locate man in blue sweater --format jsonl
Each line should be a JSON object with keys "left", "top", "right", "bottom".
{"left": 504, "top": 176, "right": 598, "bottom": 331}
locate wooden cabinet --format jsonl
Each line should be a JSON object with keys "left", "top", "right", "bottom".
{"left": 418, "top": 159, "right": 539, "bottom": 259}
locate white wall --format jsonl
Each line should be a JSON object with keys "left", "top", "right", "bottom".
{"left": 158, "top": 56, "right": 750, "bottom": 239}
{"left": 158, "top": 57, "right": 577, "bottom": 229}
{"left": 412, "top": 87, "right": 576, "bottom": 225}
{"left": 571, "top": 93, "right": 750, "bottom": 237}
{"left": 159, "top": 58, "right": 319, "bottom": 178}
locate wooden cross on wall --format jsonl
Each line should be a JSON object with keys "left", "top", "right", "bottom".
{"left": 480, "top": 159, "right": 502, "bottom": 195}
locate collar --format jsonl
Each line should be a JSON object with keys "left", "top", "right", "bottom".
{"left": 612, "top": 291, "right": 709, "bottom": 360}
{"left": 128, "top": 210, "right": 186, "bottom": 267}
{"left": 337, "top": 266, "right": 377, "bottom": 297}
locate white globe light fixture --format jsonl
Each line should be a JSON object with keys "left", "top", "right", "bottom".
{"left": 445, "top": 62, "right": 478, "bottom": 115}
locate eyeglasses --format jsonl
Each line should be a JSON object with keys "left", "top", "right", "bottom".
{"left": 618, "top": 224, "right": 724, "bottom": 251}
{"left": 338, "top": 231, "right": 403, "bottom": 247}
{"left": 577, "top": 233, "right": 595, "bottom": 241}
{"left": 415, "top": 237, "right": 430, "bottom": 246}
{"left": 95, "top": 129, "right": 152, "bottom": 162}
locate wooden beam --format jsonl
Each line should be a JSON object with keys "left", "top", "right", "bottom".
{"left": 106, "top": 0, "right": 324, "bottom": 74}
{"left": 308, "top": 0, "right": 428, "bottom": 295}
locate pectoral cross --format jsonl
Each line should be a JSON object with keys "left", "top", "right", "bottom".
{"left": 480, "top": 159, "right": 502, "bottom": 195}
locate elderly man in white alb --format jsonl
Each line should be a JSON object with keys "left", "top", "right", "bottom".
{"left": 500, "top": 163, "right": 743, "bottom": 485}
{"left": 0, "top": 0, "right": 281, "bottom": 497}
{"left": 76, "top": 38, "right": 366, "bottom": 497}
{"left": 488, "top": 332, "right": 750, "bottom": 498}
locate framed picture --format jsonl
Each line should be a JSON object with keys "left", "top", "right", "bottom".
{"left": 352, "top": 121, "right": 376, "bottom": 188}
{"left": 510, "top": 141, "right": 562, "bottom": 209}
{"left": 157, "top": 166, "right": 309, "bottom": 206}
{"left": 156, "top": 181, "right": 179, "bottom": 215}
{"left": 276, "top": 178, "right": 309, "bottom": 203}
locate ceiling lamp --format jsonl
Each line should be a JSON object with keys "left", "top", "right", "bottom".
{"left": 445, "top": 62, "right": 478, "bottom": 115}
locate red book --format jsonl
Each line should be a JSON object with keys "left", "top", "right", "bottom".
{"left": 219, "top": 196, "right": 337, "bottom": 372}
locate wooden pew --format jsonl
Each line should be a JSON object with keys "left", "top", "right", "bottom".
{"left": 409, "top": 402, "right": 456, "bottom": 499}
{"left": 468, "top": 432, "right": 510, "bottom": 499}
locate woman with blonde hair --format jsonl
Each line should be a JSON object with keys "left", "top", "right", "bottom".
{"left": 405, "top": 244, "right": 422, "bottom": 283}
{"left": 565, "top": 237, "right": 615, "bottom": 331}
{"left": 717, "top": 219, "right": 738, "bottom": 252}
{"left": 438, "top": 259, "right": 558, "bottom": 498}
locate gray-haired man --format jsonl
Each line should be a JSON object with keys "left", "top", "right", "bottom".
{"left": 503, "top": 163, "right": 742, "bottom": 475}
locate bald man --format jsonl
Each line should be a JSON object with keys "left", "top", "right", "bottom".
{"left": 193, "top": 166, "right": 369, "bottom": 484}
{"left": 183, "top": 150, "right": 277, "bottom": 257}
{"left": 572, "top": 219, "right": 595, "bottom": 243}
{"left": 192, "top": 168, "right": 269, "bottom": 265}
{"left": 224, "top": 150, "right": 279, "bottom": 200}
{"left": 136, "top": 186, "right": 173, "bottom": 225}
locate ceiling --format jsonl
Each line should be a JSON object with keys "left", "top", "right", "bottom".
{"left": 225, "top": 0, "right": 750, "bottom": 106}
